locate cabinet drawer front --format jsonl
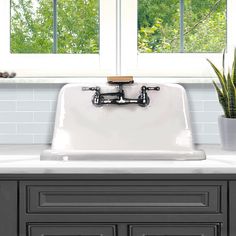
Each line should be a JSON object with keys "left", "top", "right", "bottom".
{"left": 130, "top": 224, "right": 219, "bottom": 236}
{"left": 22, "top": 181, "right": 222, "bottom": 214}
{"left": 28, "top": 224, "right": 116, "bottom": 236}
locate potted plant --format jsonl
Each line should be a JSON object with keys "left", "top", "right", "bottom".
{"left": 207, "top": 49, "right": 236, "bottom": 151}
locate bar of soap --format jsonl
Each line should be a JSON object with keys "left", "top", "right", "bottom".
{"left": 107, "top": 76, "right": 133, "bottom": 83}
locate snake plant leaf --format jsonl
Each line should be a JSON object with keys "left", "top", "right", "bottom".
{"left": 207, "top": 59, "right": 227, "bottom": 97}
{"left": 232, "top": 48, "right": 236, "bottom": 86}
{"left": 222, "top": 49, "right": 226, "bottom": 76}
{"left": 208, "top": 49, "right": 236, "bottom": 119}
{"left": 227, "top": 73, "right": 236, "bottom": 118}
{"left": 213, "top": 80, "right": 229, "bottom": 118}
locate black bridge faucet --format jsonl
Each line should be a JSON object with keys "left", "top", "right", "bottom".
{"left": 82, "top": 82, "right": 160, "bottom": 107}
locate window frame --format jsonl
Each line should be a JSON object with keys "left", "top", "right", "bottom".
{"left": 0, "top": 0, "right": 117, "bottom": 77}
{"left": 120, "top": 0, "right": 236, "bottom": 77}
{"left": 0, "top": 0, "right": 235, "bottom": 79}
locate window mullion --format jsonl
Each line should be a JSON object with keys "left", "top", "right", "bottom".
{"left": 53, "top": 0, "right": 58, "bottom": 54}
{"left": 180, "top": 0, "right": 184, "bottom": 53}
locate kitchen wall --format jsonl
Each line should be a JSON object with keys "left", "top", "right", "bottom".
{"left": 0, "top": 83, "right": 221, "bottom": 144}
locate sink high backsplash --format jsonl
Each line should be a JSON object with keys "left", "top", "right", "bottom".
{"left": 41, "top": 83, "right": 205, "bottom": 160}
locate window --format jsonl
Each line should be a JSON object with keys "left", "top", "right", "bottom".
{"left": 0, "top": 0, "right": 116, "bottom": 77}
{"left": 11, "top": 0, "right": 99, "bottom": 54}
{"left": 0, "top": 0, "right": 235, "bottom": 78}
{"left": 121, "top": 0, "right": 235, "bottom": 77}
{"left": 138, "top": 0, "right": 227, "bottom": 53}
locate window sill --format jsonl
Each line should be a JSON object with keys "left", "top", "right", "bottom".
{"left": 0, "top": 77, "right": 217, "bottom": 84}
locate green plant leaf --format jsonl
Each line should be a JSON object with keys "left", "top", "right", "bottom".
{"left": 213, "top": 80, "right": 229, "bottom": 118}
{"left": 227, "top": 73, "right": 236, "bottom": 118}
{"left": 207, "top": 58, "right": 227, "bottom": 98}
{"left": 232, "top": 48, "right": 236, "bottom": 86}
{"left": 222, "top": 49, "right": 226, "bottom": 76}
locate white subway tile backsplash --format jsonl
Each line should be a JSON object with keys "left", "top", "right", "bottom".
{"left": 204, "top": 123, "right": 219, "bottom": 134}
{"left": 186, "top": 90, "right": 204, "bottom": 102}
{"left": 204, "top": 101, "right": 222, "bottom": 111}
{"left": 190, "top": 111, "right": 221, "bottom": 123}
{"left": 184, "top": 84, "right": 217, "bottom": 101}
{"left": 34, "top": 84, "right": 62, "bottom": 90}
{"left": 193, "top": 134, "right": 220, "bottom": 144}
{"left": 189, "top": 101, "right": 204, "bottom": 111}
{"left": 50, "top": 101, "right": 57, "bottom": 111}
{"left": 0, "top": 83, "right": 222, "bottom": 144}
{"left": 34, "top": 91, "right": 59, "bottom": 101}
{"left": 17, "top": 101, "right": 50, "bottom": 111}
{"left": 0, "top": 86, "right": 17, "bottom": 100}
{"left": 0, "top": 84, "right": 17, "bottom": 89}
{"left": 0, "top": 134, "right": 34, "bottom": 144}
{"left": 17, "top": 123, "right": 53, "bottom": 134}
{"left": 33, "top": 134, "right": 53, "bottom": 144}
{"left": 191, "top": 123, "right": 204, "bottom": 134}
{"left": 17, "top": 84, "right": 36, "bottom": 89}
{"left": 0, "top": 101, "right": 17, "bottom": 111}
{"left": 16, "top": 88, "right": 34, "bottom": 101}
{"left": 33, "top": 112, "right": 56, "bottom": 122}
{"left": 0, "top": 112, "right": 33, "bottom": 122}
{"left": 199, "top": 91, "right": 217, "bottom": 101}
{"left": 34, "top": 85, "right": 62, "bottom": 101}
{"left": 0, "top": 124, "right": 17, "bottom": 134}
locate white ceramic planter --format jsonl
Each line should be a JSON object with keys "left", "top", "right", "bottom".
{"left": 219, "top": 115, "right": 236, "bottom": 151}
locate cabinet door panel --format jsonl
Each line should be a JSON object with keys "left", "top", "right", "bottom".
{"left": 28, "top": 224, "right": 116, "bottom": 236}
{"left": 130, "top": 224, "right": 219, "bottom": 236}
{"left": 21, "top": 180, "right": 224, "bottom": 214}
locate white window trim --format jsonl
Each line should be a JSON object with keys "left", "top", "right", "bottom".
{"left": 0, "top": 0, "right": 235, "bottom": 80}
{"left": 120, "top": 0, "right": 236, "bottom": 77}
{"left": 0, "top": 0, "right": 117, "bottom": 77}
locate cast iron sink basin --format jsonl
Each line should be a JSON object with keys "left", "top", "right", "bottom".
{"left": 41, "top": 83, "right": 205, "bottom": 161}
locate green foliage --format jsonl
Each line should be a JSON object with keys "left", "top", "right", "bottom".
{"left": 208, "top": 49, "right": 236, "bottom": 119}
{"left": 138, "top": 0, "right": 226, "bottom": 53}
{"left": 11, "top": 0, "right": 99, "bottom": 54}
{"left": 138, "top": 0, "right": 179, "bottom": 53}
{"left": 11, "top": 0, "right": 53, "bottom": 53}
{"left": 57, "top": 0, "right": 99, "bottom": 53}
{"left": 11, "top": 0, "right": 226, "bottom": 54}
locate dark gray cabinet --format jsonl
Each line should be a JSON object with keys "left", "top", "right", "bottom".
{"left": 18, "top": 180, "right": 226, "bottom": 236}
{"left": 0, "top": 181, "right": 17, "bottom": 236}
{"left": 229, "top": 181, "right": 236, "bottom": 236}
{"left": 1, "top": 174, "right": 236, "bottom": 236}
{"left": 28, "top": 224, "right": 116, "bottom": 236}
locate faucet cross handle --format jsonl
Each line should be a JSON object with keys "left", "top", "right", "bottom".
{"left": 82, "top": 86, "right": 100, "bottom": 92}
{"left": 142, "top": 86, "right": 160, "bottom": 91}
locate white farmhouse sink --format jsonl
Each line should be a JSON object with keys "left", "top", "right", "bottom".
{"left": 41, "top": 83, "right": 205, "bottom": 161}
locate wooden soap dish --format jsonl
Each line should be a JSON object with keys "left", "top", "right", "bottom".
{"left": 107, "top": 76, "right": 134, "bottom": 84}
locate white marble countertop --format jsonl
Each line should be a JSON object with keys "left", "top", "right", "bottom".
{"left": 0, "top": 145, "right": 236, "bottom": 174}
